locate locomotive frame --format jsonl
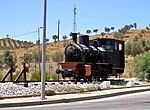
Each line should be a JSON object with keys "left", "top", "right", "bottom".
{"left": 56, "top": 33, "right": 125, "bottom": 81}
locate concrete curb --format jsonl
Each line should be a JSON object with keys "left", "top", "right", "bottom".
{"left": 0, "top": 87, "right": 150, "bottom": 108}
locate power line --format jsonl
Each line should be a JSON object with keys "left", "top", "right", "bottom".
{"left": 11, "top": 31, "right": 38, "bottom": 38}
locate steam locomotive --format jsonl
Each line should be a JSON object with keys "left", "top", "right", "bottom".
{"left": 56, "top": 33, "right": 125, "bottom": 81}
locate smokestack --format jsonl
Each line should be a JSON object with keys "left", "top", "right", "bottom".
{"left": 70, "top": 32, "right": 77, "bottom": 43}
{"left": 79, "top": 35, "right": 89, "bottom": 47}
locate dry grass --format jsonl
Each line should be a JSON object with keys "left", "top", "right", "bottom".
{"left": 0, "top": 29, "right": 150, "bottom": 75}
{"left": 0, "top": 29, "right": 149, "bottom": 62}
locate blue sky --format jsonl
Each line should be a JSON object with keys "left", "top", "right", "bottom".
{"left": 0, "top": 0, "right": 149, "bottom": 43}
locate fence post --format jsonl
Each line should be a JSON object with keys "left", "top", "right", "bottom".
{"left": 23, "top": 63, "right": 27, "bottom": 82}
{"left": 10, "top": 64, "right": 13, "bottom": 81}
{"left": 1, "top": 64, "right": 15, "bottom": 82}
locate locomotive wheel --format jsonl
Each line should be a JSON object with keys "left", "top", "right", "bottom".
{"left": 75, "top": 75, "right": 93, "bottom": 82}
{"left": 93, "top": 76, "right": 100, "bottom": 81}
{"left": 75, "top": 77, "right": 81, "bottom": 82}
{"left": 85, "top": 75, "right": 93, "bottom": 82}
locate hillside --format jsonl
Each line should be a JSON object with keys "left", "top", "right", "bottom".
{"left": 0, "top": 28, "right": 150, "bottom": 63}
{"left": 0, "top": 28, "right": 149, "bottom": 80}
{"left": 0, "top": 38, "right": 34, "bottom": 50}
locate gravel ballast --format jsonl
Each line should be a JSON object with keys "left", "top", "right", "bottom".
{"left": 0, "top": 79, "right": 140, "bottom": 98}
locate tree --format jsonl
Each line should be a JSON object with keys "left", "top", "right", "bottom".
{"left": 62, "top": 35, "right": 68, "bottom": 47}
{"left": 133, "top": 52, "right": 150, "bottom": 80}
{"left": 145, "top": 40, "right": 150, "bottom": 51}
{"left": 110, "top": 27, "right": 114, "bottom": 32}
{"left": 118, "top": 24, "right": 133, "bottom": 37}
{"left": 93, "top": 29, "right": 98, "bottom": 34}
{"left": 130, "top": 41, "right": 144, "bottom": 56}
{"left": 22, "top": 53, "right": 32, "bottom": 64}
{"left": 86, "top": 30, "right": 91, "bottom": 35}
{"left": 113, "top": 32, "right": 122, "bottom": 39}
{"left": 32, "top": 51, "right": 40, "bottom": 62}
{"left": 125, "top": 35, "right": 150, "bottom": 56}
{"left": 62, "top": 35, "right": 67, "bottom": 40}
{"left": 125, "top": 42, "right": 131, "bottom": 56}
{"left": 129, "top": 24, "right": 134, "bottom": 29}
{"left": 8, "top": 38, "right": 13, "bottom": 49}
{"left": 13, "top": 40, "right": 18, "bottom": 48}
{"left": 51, "top": 51, "right": 64, "bottom": 62}
{"left": 146, "top": 27, "right": 150, "bottom": 30}
{"left": 52, "top": 35, "right": 58, "bottom": 43}
{"left": 0, "top": 55, "right": 4, "bottom": 68}
{"left": 3, "top": 50, "right": 15, "bottom": 67}
{"left": 101, "top": 32, "right": 105, "bottom": 38}
{"left": 124, "top": 25, "right": 131, "bottom": 32}
{"left": 133, "top": 23, "right": 137, "bottom": 29}
{"left": 104, "top": 27, "right": 110, "bottom": 33}
{"left": 2, "top": 39, "right": 7, "bottom": 48}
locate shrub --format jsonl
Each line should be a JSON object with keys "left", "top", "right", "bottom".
{"left": 133, "top": 52, "right": 150, "bottom": 81}
{"left": 3, "top": 50, "right": 15, "bottom": 67}
{"left": 125, "top": 36, "right": 148, "bottom": 56}
{"left": 22, "top": 53, "right": 32, "bottom": 64}
{"left": 145, "top": 40, "right": 150, "bottom": 51}
{"left": 45, "top": 89, "right": 56, "bottom": 96}
{"left": 51, "top": 51, "right": 64, "bottom": 62}
{"left": 130, "top": 42, "right": 144, "bottom": 56}
{"left": 125, "top": 42, "right": 131, "bottom": 55}
{"left": 113, "top": 32, "right": 122, "bottom": 39}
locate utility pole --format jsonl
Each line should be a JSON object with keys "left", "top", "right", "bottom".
{"left": 38, "top": 27, "right": 42, "bottom": 74}
{"left": 57, "top": 20, "right": 60, "bottom": 41}
{"left": 57, "top": 20, "right": 60, "bottom": 80}
{"left": 41, "top": 0, "right": 47, "bottom": 99}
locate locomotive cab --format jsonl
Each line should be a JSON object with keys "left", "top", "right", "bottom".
{"left": 95, "top": 38, "right": 125, "bottom": 75}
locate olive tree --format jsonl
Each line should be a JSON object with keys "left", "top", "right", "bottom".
{"left": 130, "top": 41, "right": 144, "bottom": 56}
{"left": 22, "top": 53, "right": 32, "bottom": 64}
{"left": 51, "top": 51, "right": 64, "bottom": 62}
{"left": 3, "top": 50, "right": 15, "bottom": 67}
{"left": 133, "top": 52, "right": 150, "bottom": 81}
{"left": 125, "top": 42, "right": 131, "bottom": 56}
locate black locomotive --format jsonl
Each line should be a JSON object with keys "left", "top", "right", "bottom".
{"left": 56, "top": 33, "right": 125, "bottom": 81}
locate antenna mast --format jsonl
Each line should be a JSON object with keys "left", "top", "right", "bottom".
{"left": 73, "top": 4, "right": 77, "bottom": 32}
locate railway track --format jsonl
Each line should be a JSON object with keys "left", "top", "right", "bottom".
{"left": 0, "top": 78, "right": 145, "bottom": 87}
{"left": 0, "top": 78, "right": 127, "bottom": 83}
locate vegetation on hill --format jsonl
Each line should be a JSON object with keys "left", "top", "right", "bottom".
{"left": 0, "top": 38, "right": 34, "bottom": 50}
{"left": 0, "top": 50, "right": 16, "bottom": 68}
{"left": 51, "top": 51, "right": 64, "bottom": 62}
{"left": 125, "top": 30, "right": 150, "bottom": 56}
{"left": 0, "top": 23, "right": 150, "bottom": 80}
{"left": 133, "top": 52, "right": 150, "bottom": 81}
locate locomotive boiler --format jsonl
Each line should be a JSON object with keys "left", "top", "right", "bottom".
{"left": 56, "top": 33, "right": 125, "bottom": 81}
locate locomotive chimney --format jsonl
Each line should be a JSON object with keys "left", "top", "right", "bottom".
{"left": 79, "top": 35, "right": 89, "bottom": 47}
{"left": 70, "top": 32, "right": 77, "bottom": 43}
